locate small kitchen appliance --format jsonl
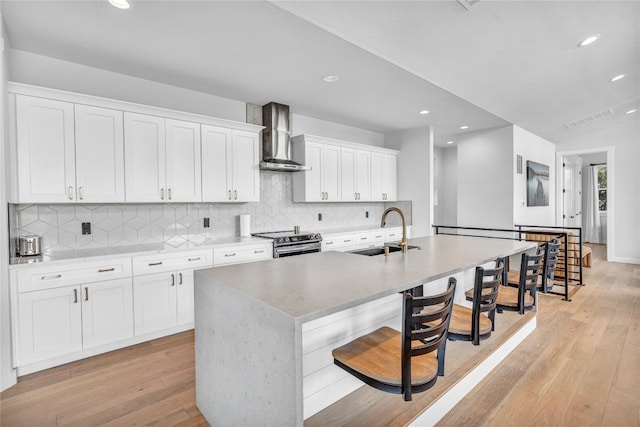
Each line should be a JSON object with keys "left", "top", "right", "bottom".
{"left": 17, "top": 235, "right": 42, "bottom": 256}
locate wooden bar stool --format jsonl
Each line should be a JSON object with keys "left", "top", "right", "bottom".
{"left": 450, "top": 258, "right": 503, "bottom": 345}
{"left": 506, "top": 238, "right": 560, "bottom": 293}
{"left": 332, "top": 278, "right": 456, "bottom": 401}
{"left": 497, "top": 247, "right": 544, "bottom": 314}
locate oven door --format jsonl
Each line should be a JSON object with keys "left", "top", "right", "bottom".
{"left": 273, "top": 242, "right": 322, "bottom": 258}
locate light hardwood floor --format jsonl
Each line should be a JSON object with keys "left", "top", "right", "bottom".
{"left": 1, "top": 244, "right": 638, "bottom": 426}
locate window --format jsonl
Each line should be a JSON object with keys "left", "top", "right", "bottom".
{"left": 597, "top": 166, "right": 607, "bottom": 211}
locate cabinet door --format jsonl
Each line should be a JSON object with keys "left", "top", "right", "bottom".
{"left": 322, "top": 144, "right": 341, "bottom": 201}
{"left": 133, "top": 272, "right": 178, "bottom": 335}
{"left": 17, "top": 286, "right": 82, "bottom": 365}
{"left": 370, "top": 152, "right": 384, "bottom": 201}
{"left": 355, "top": 150, "right": 371, "bottom": 201}
{"left": 303, "top": 142, "right": 324, "bottom": 202}
{"left": 15, "top": 95, "right": 76, "bottom": 203}
{"left": 165, "top": 119, "right": 201, "bottom": 202}
{"left": 232, "top": 130, "right": 260, "bottom": 202}
{"left": 124, "top": 112, "right": 166, "bottom": 202}
{"left": 176, "top": 269, "right": 194, "bottom": 325}
{"left": 383, "top": 154, "right": 397, "bottom": 201}
{"left": 82, "top": 278, "right": 134, "bottom": 349}
{"left": 75, "top": 105, "right": 125, "bottom": 203}
{"left": 341, "top": 147, "right": 357, "bottom": 201}
{"left": 201, "top": 125, "right": 233, "bottom": 202}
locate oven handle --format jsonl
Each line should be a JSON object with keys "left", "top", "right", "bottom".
{"left": 274, "top": 242, "right": 321, "bottom": 255}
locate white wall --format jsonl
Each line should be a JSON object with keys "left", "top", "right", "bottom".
{"left": 513, "top": 126, "right": 556, "bottom": 226}
{"left": 8, "top": 49, "right": 246, "bottom": 122}
{"left": 556, "top": 118, "right": 639, "bottom": 263}
{"left": 1, "top": 14, "right": 17, "bottom": 391}
{"left": 385, "top": 127, "right": 432, "bottom": 237}
{"left": 456, "top": 126, "right": 513, "bottom": 229}
{"left": 292, "top": 114, "right": 384, "bottom": 147}
{"left": 434, "top": 146, "right": 457, "bottom": 226}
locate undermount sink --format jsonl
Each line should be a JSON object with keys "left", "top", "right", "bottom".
{"left": 351, "top": 245, "right": 421, "bottom": 256}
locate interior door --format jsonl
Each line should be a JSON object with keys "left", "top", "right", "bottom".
{"left": 563, "top": 156, "right": 583, "bottom": 228}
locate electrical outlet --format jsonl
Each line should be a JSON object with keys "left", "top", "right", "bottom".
{"left": 82, "top": 222, "right": 91, "bottom": 235}
{"left": 365, "top": 211, "right": 369, "bottom": 218}
{"left": 204, "top": 217, "right": 210, "bottom": 228}
{"left": 318, "top": 213, "right": 322, "bottom": 221}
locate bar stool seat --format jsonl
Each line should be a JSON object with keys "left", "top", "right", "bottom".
{"left": 448, "top": 305, "right": 493, "bottom": 336}
{"left": 496, "top": 285, "right": 534, "bottom": 310}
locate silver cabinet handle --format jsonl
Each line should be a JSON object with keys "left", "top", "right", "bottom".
{"left": 78, "top": 186, "right": 84, "bottom": 200}
{"left": 168, "top": 188, "right": 172, "bottom": 200}
{"left": 41, "top": 274, "right": 62, "bottom": 281}
{"left": 85, "top": 287, "right": 89, "bottom": 301}
{"left": 68, "top": 186, "right": 74, "bottom": 200}
{"left": 343, "top": 239, "right": 351, "bottom": 243}
{"left": 178, "top": 272, "right": 183, "bottom": 285}
{"left": 160, "top": 188, "right": 165, "bottom": 200}
{"left": 234, "top": 190, "right": 238, "bottom": 200}
{"left": 325, "top": 241, "right": 333, "bottom": 245}
{"left": 224, "top": 253, "right": 236, "bottom": 257}
{"left": 228, "top": 190, "right": 232, "bottom": 200}
{"left": 188, "top": 257, "right": 201, "bottom": 262}
{"left": 170, "top": 273, "right": 175, "bottom": 286}
{"left": 73, "top": 289, "right": 78, "bottom": 304}
{"left": 254, "top": 250, "right": 264, "bottom": 254}
{"left": 149, "top": 261, "right": 163, "bottom": 266}
{"left": 98, "top": 268, "right": 115, "bottom": 273}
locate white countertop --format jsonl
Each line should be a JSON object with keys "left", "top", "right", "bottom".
{"left": 195, "top": 234, "right": 536, "bottom": 322}
{"left": 9, "top": 236, "right": 271, "bottom": 268}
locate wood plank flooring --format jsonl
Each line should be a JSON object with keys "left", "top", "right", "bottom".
{"left": 1, "top": 243, "right": 638, "bottom": 426}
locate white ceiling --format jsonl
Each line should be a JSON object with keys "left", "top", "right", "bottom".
{"left": 2, "top": 1, "right": 638, "bottom": 147}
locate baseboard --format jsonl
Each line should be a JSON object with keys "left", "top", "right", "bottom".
{"left": 408, "top": 315, "right": 537, "bottom": 427}
{"left": 609, "top": 256, "right": 640, "bottom": 265}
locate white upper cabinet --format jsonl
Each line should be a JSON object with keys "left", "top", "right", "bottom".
{"left": 14, "top": 95, "right": 76, "bottom": 203}
{"left": 293, "top": 138, "right": 341, "bottom": 202}
{"left": 124, "top": 113, "right": 201, "bottom": 203}
{"left": 371, "top": 152, "right": 397, "bottom": 201}
{"left": 201, "top": 125, "right": 259, "bottom": 202}
{"left": 293, "top": 134, "right": 397, "bottom": 203}
{"left": 75, "top": 105, "right": 125, "bottom": 203}
{"left": 165, "top": 119, "right": 202, "bottom": 202}
{"left": 341, "top": 147, "right": 371, "bottom": 201}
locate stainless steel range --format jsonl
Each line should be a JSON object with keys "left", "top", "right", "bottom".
{"left": 252, "top": 230, "right": 322, "bottom": 258}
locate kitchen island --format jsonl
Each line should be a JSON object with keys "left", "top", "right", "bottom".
{"left": 194, "top": 235, "right": 536, "bottom": 426}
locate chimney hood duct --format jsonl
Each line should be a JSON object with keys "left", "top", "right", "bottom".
{"left": 260, "top": 102, "right": 310, "bottom": 172}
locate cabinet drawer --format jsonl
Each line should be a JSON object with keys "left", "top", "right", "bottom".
{"left": 356, "top": 231, "right": 384, "bottom": 245}
{"left": 16, "top": 258, "right": 132, "bottom": 293}
{"left": 321, "top": 234, "right": 356, "bottom": 251}
{"left": 132, "top": 249, "right": 213, "bottom": 275}
{"left": 213, "top": 244, "right": 272, "bottom": 266}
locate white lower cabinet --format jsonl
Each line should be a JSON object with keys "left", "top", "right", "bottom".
{"left": 133, "top": 269, "right": 194, "bottom": 335}
{"left": 17, "top": 277, "right": 134, "bottom": 366}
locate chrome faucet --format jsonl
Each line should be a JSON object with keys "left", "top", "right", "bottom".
{"left": 380, "top": 207, "right": 407, "bottom": 253}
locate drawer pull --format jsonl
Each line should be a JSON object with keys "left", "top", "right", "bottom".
{"left": 361, "top": 237, "right": 367, "bottom": 240}
{"left": 149, "top": 262, "right": 163, "bottom": 266}
{"left": 179, "top": 272, "right": 183, "bottom": 285}
{"left": 188, "top": 257, "right": 201, "bottom": 262}
{"left": 98, "top": 268, "right": 115, "bottom": 273}
{"left": 325, "top": 242, "right": 333, "bottom": 245}
{"left": 375, "top": 235, "right": 383, "bottom": 239}
{"left": 343, "top": 240, "right": 351, "bottom": 243}
{"left": 85, "top": 287, "right": 89, "bottom": 301}
{"left": 73, "top": 289, "right": 78, "bottom": 304}
{"left": 41, "top": 274, "right": 62, "bottom": 281}
{"left": 171, "top": 274, "right": 175, "bottom": 286}
{"left": 254, "top": 250, "right": 264, "bottom": 254}
{"left": 224, "top": 253, "right": 236, "bottom": 257}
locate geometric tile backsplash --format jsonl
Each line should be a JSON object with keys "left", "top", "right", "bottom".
{"left": 11, "top": 172, "right": 412, "bottom": 254}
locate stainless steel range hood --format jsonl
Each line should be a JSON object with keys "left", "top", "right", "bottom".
{"left": 260, "top": 102, "right": 310, "bottom": 172}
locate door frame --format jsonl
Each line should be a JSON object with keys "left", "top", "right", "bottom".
{"left": 555, "top": 146, "right": 614, "bottom": 262}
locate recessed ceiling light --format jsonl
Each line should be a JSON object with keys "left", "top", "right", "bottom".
{"left": 419, "top": 110, "right": 430, "bottom": 115}
{"left": 108, "top": 0, "right": 131, "bottom": 9}
{"left": 446, "top": 141, "right": 454, "bottom": 145}
{"left": 322, "top": 75, "right": 339, "bottom": 83}
{"left": 578, "top": 34, "right": 600, "bottom": 47}
{"left": 626, "top": 109, "right": 637, "bottom": 115}
{"left": 609, "top": 74, "right": 625, "bottom": 82}
{"left": 460, "top": 125, "right": 469, "bottom": 130}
